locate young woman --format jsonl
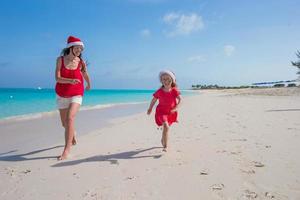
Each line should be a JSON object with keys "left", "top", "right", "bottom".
{"left": 55, "top": 36, "right": 91, "bottom": 160}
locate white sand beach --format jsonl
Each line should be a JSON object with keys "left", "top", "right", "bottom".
{"left": 1, "top": 88, "right": 300, "bottom": 200}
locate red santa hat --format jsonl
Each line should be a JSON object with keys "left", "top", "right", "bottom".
{"left": 66, "top": 36, "right": 84, "bottom": 48}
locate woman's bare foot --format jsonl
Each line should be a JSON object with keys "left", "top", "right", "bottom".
{"left": 72, "top": 131, "right": 77, "bottom": 145}
{"left": 58, "top": 148, "right": 70, "bottom": 160}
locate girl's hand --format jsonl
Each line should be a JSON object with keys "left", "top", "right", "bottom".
{"left": 147, "top": 108, "right": 152, "bottom": 115}
{"left": 70, "top": 79, "right": 81, "bottom": 84}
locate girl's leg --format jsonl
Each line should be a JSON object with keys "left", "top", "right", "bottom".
{"left": 59, "top": 108, "right": 77, "bottom": 145}
{"left": 162, "top": 122, "right": 169, "bottom": 151}
{"left": 58, "top": 103, "right": 81, "bottom": 160}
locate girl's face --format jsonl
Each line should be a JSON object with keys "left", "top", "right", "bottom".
{"left": 72, "top": 45, "right": 83, "bottom": 56}
{"left": 161, "top": 74, "right": 173, "bottom": 88}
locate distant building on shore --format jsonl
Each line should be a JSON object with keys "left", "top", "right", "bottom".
{"left": 252, "top": 79, "right": 300, "bottom": 87}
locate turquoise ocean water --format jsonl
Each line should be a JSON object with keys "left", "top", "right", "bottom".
{"left": 0, "top": 88, "right": 193, "bottom": 120}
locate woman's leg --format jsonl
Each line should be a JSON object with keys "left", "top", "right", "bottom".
{"left": 162, "top": 122, "right": 169, "bottom": 151}
{"left": 58, "top": 103, "right": 81, "bottom": 160}
{"left": 59, "top": 108, "right": 68, "bottom": 143}
{"left": 59, "top": 109, "right": 77, "bottom": 145}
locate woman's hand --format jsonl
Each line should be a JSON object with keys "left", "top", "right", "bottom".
{"left": 70, "top": 79, "right": 81, "bottom": 84}
{"left": 85, "top": 84, "right": 91, "bottom": 90}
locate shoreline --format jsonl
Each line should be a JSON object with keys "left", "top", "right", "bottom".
{"left": 0, "top": 88, "right": 197, "bottom": 121}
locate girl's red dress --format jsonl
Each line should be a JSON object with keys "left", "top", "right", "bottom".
{"left": 153, "top": 87, "right": 180, "bottom": 126}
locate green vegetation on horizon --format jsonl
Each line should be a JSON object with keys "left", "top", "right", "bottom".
{"left": 291, "top": 50, "right": 300, "bottom": 75}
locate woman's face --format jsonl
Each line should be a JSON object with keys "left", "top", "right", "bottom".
{"left": 161, "top": 74, "right": 173, "bottom": 88}
{"left": 72, "top": 45, "right": 83, "bottom": 56}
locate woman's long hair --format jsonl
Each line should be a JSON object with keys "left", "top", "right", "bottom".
{"left": 60, "top": 47, "right": 86, "bottom": 72}
{"left": 60, "top": 47, "right": 82, "bottom": 59}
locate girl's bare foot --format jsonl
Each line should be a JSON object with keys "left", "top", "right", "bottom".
{"left": 161, "top": 138, "right": 167, "bottom": 152}
{"left": 161, "top": 138, "right": 166, "bottom": 148}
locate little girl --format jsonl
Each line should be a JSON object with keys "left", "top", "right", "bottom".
{"left": 147, "top": 70, "right": 181, "bottom": 152}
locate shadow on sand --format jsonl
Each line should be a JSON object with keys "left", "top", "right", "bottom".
{"left": 52, "top": 147, "right": 163, "bottom": 167}
{"left": 0, "top": 145, "right": 63, "bottom": 162}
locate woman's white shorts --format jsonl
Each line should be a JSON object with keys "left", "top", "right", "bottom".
{"left": 56, "top": 95, "right": 82, "bottom": 109}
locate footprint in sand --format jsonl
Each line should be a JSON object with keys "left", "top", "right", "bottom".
{"left": 21, "top": 169, "right": 31, "bottom": 174}
{"left": 231, "top": 138, "right": 247, "bottom": 142}
{"left": 265, "top": 192, "right": 275, "bottom": 199}
{"left": 5, "top": 167, "right": 31, "bottom": 177}
{"left": 211, "top": 184, "right": 226, "bottom": 199}
{"left": 199, "top": 169, "right": 209, "bottom": 175}
{"left": 240, "top": 168, "right": 256, "bottom": 174}
{"left": 5, "top": 167, "right": 17, "bottom": 177}
{"left": 72, "top": 172, "right": 80, "bottom": 179}
{"left": 226, "top": 113, "right": 236, "bottom": 118}
{"left": 82, "top": 189, "right": 98, "bottom": 199}
{"left": 125, "top": 176, "right": 136, "bottom": 180}
{"left": 216, "top": 150, "right": 227, "bottom": 153}
{"left": 211, "top": 183, "right": 224, "bottom": 190}
{"left": 230, "top": 151, "right": 242, "bottom": 155}
{"left": 253, "top": 161, "right": 265, "bottom": 167}
{"left": 240, "top": 189, "right": 258, "bottom": 199}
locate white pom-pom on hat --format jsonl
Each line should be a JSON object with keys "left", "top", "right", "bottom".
{"left": 66, "top": 36, "right": 84, "bottom": 48}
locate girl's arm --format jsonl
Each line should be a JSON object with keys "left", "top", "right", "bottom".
{"left": 147, "top": 97, "right": 157, "bottom": 115}
{"left": 55, "top": 57, "right": 80, "bottom": 84}
{"left": 171, "top": 95, "right": 182, "bottom": 113}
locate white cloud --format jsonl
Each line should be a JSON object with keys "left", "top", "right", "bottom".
{"left": 162, "top": 12, "right": 204, "bottom": 37}
{"left": 140, "top": 29, "right": 151, "bottom": 37}
{"left": 187, "top": 55, "right": 206, "bottom": 62}
{"left": 163, "top": 13, "right": 180, "bottom": 24}
{"left": 224, "top": 45, "right": 235, "bottom": 56}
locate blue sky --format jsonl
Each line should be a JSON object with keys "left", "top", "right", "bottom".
{"left": 0, "top": 0, "right": 299, "bottom": 89}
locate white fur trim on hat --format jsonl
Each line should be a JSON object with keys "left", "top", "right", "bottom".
{"left": 67, "top": 41, "right": 84, "bottom": 48}
{"left": 159, "top": 70, "right": 176, "bottom": 83}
